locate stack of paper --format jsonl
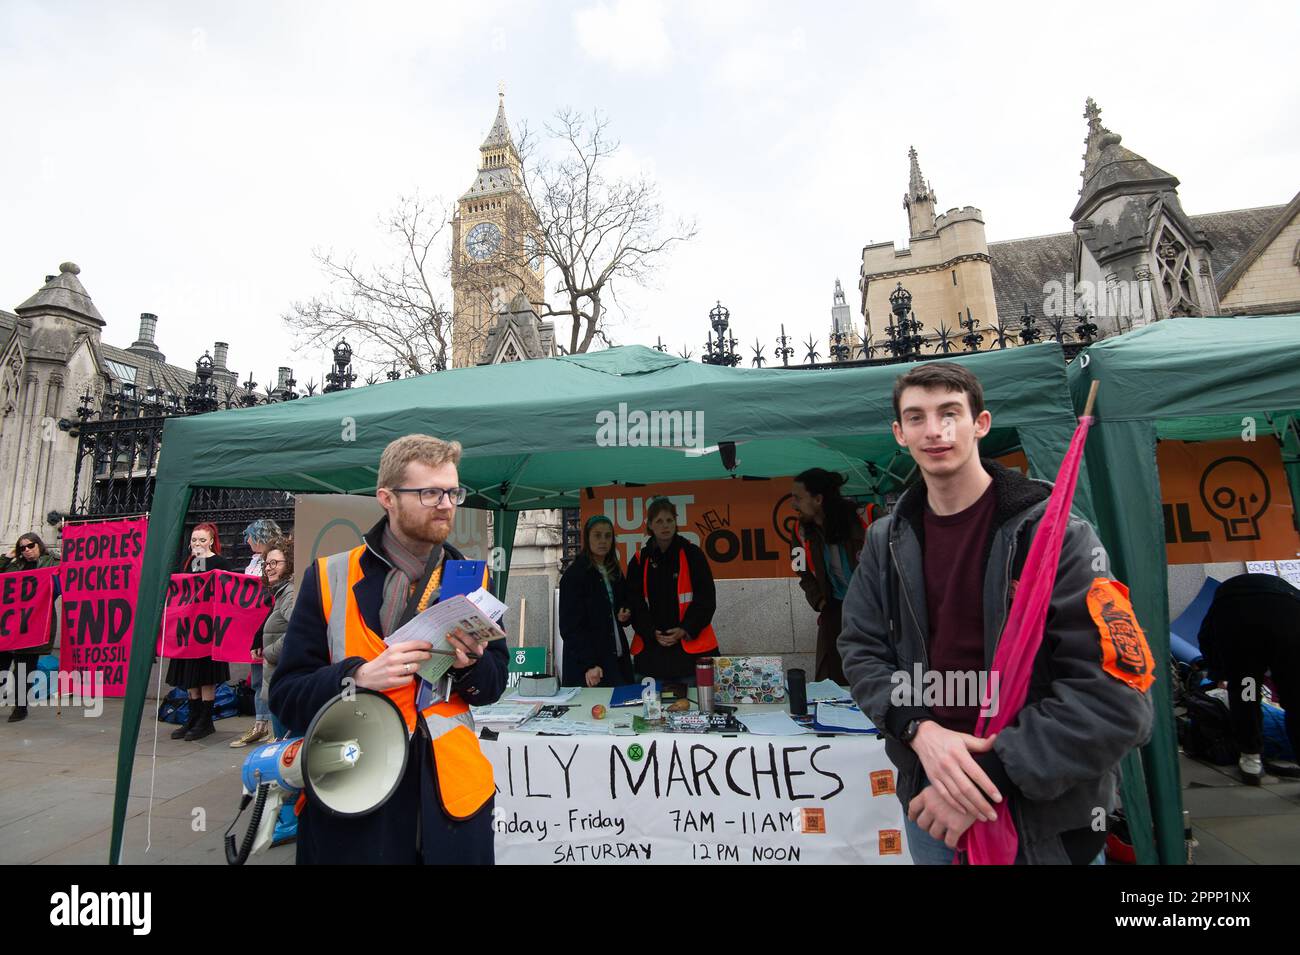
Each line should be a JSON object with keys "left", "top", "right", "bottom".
{"left": 804, "top": 679, "right": 853, "bottom": 704}
{"left": 513, "top": 717, "right": 611, "bottom": 736}
{"left": 471, "top": 702, "right": 541, "bottom": 725}
{"left": 813, "top": 702, "right": 878, "bottom": 734}
{"left": 737, "top": 712, "right": 810, "bottom": 736}
{"left": 503, "top": 686, "right": 581, "bottom": 705}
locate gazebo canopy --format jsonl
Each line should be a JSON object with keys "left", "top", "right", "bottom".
{"left": 1070, "top": 314, "right": 1300, "bottom": 865}
{"left": 111, "top": 341, "right": 1095, "bottom": 862}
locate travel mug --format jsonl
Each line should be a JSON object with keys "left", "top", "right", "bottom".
{"left": 696, "top": 659, "right": 715, "bottom": 713}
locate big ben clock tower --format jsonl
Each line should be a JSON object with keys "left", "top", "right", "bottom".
{"left": 450, "top": 93, "right": 546, "bottom": 368}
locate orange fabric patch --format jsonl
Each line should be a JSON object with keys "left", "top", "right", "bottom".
{"left": 1087, "top": 578, "right": 1155, "bottom": 693}
{"left": 869, "top": 769, "right": 896, "bottom": 797}
{"left": 879, "top": 829, "right": 902, "bottom": 856}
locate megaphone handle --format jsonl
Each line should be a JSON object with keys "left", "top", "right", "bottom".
{"left": 225, "top": 783, "right": 271, "bottom": 866}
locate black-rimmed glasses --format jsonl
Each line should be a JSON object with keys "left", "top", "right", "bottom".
{"left": 388, "top": 485, "right": 468, "bottom": 507}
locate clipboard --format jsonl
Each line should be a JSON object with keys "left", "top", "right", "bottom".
{"left": 442, "top": 559, "right": 487, "bottom": 600}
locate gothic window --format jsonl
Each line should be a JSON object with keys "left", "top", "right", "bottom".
{"left": 1155, "top": 225, "right": 1199, "bottom": 317}
{"left": 500, "top": 341, "right": 522, "bottom": 363}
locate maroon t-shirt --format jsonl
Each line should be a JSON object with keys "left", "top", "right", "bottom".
{"left": 922, "top": 482, "right": 996, "bottom": 734}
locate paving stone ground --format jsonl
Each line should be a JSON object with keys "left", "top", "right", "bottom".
{"left": 0, "top": 695, "right": 1295, "bottom": 864}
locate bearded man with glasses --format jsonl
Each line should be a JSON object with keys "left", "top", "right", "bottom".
{"left": 270, "top": 435, "right": 508, "bottom": 864}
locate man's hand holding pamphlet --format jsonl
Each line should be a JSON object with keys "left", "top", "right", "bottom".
{"left": 383, "top": 586, "right": 508, "bottom": 689}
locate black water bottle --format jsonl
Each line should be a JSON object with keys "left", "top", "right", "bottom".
{"left": 787, "top": 668, "right": 808, "bottom": 716}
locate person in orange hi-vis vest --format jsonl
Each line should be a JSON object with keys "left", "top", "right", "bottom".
{"left": 625, "top": 497, "right": 720, "bottom": 684}
{"left": 270, "top": 435, "right": 507, "bottom": 864}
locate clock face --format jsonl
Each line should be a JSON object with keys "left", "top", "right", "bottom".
{"left": 466, "top": 222, "right": 502, "bottom": 261}
{"left": 525, "top": 234, "right": 542, "bottom": 271}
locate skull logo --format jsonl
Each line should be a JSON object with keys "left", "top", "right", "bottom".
{"left": 1198, "top": 456, "right": 1271, "bottom": 542}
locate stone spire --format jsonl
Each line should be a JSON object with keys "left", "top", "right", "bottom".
{"left": 1073, "top": 97, "right": 1178, "bottom": 219}
{"left": 481, "top": 90, "right": 513, "bottom": 151}
{"left": 831, "top": 278, "right": 852, "bottom": 335}
{"left": 903, "top": 146, "right": 938, "bottom": 238}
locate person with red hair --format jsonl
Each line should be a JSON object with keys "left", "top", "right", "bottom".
{"left": 166, "top": 523, "right": 232, "bottom": 741}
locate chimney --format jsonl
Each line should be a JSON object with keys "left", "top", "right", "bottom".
{"left": 213, "top": 342, "right": 229, "bottom": 369}
{"left": 277, "top": 367, "right": 293, "bottom": 389}
{"left": 126, "top": 311, "right": 166, "bottom": 362}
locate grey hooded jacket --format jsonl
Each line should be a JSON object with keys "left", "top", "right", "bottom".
{"left": 838, "top": 461, "right": 1154, "bottom": 863}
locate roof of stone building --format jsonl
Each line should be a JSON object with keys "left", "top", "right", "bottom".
{"left": 0, "top": 309, "right": 17, "bottom": 354}
{"left": 1196, "top": 202, "right": 1294, "bottom": 289}
{"left": 15, "top": 262, "right": 105, "bottom": 325}
{"left": 1073, "top": 99, "right": 1179, "bottom": 220}
{"left": 97, "top": 341, "right": 198, "bottom": 396}
{"left": 461, "top": 95, "right": 525, "bottom": 202}
{"left": 1, "top": 313, "right": 244, "bottom": 400}
{"left": 3, "top": 308, "right": 248, "bottom": 404}
{"left": 987, "top": 231, "right": 1075, "bottom": 322}
{"left": 459, "top": 166, "right": 524, "bottom": 202}
{"left": 477, "top": 292, "right": 555, "bottom": 364}
{"left": 987, "top": 204, "right": 1290, "bottom": 320}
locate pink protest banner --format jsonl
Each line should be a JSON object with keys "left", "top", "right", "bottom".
{"left": 60, "top": 518, "right": 148, "bottom": 697}
{"left": 0, "top": 566, "right": 58, "bottom": 651}
{"left": 158, "top": 571, "right": 271, "bottom": 663}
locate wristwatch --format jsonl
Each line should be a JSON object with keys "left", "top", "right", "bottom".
{"left": 900, "top": 718, "right": 926, "bottom": 743}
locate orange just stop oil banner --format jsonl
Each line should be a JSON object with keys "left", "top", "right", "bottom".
{"left": 1158, "top": 438, "right": 1299, "bottom": 564}
{"left": 998, "top": 437, "right": 1299, "bottom": 564}
{"left": 579, "top": 478, "right": 801, "bottom": 580}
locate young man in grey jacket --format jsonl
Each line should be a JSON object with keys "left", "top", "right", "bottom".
{"left": 838, "top": 362, "right": 1155, "bottom": 864}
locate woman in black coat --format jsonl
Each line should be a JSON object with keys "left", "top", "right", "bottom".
{"left": 0, "top": 532, "right": 60, "bottom": 723}
{"left": 165, "top": 522, "right": 232, "bottom": 741}
{"left": 559, "top": 515, "right": 634, "bottom": 688}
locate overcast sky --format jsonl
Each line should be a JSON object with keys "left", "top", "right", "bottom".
{"left": 3, "top": 0, "right": 1296, "bottom": 381}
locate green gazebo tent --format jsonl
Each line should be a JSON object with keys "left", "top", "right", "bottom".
{"left": 1069, "top": 314, "right": 1300, "bottom": 865}
{"left": 111, "top": 341, "right": 1126, "bottom": 862}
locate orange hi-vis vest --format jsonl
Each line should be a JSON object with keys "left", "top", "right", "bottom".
{"left": 630, "top": 546, "right": 719, "bottom": 657}
{"left": 316, "top": 546, "right": 494, "bottom": 821}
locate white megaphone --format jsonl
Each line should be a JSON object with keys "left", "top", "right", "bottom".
{"left": 225, "top": 688, "right": 409, "bottom": 864}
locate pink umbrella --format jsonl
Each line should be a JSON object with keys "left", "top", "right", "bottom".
{"left": 959, "top": 383, "right": 1099, "bottom": 865}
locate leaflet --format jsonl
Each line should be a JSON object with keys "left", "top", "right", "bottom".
{"left": 384, "top": 590, "right": 508, "bottom": 686}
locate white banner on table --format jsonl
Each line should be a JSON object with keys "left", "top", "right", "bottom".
{"left": 482, "top": 733, "right": 911, "bottom": 864}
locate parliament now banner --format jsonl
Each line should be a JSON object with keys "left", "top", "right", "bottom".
{"left": 60, "top": 518, "right": 148, "bottom": 697}
{"left": 158, "top": 571, "right": 271, "bottom": 663}
{"left": 483, "top": 733, "right": 910, "bottom": 864}
{"left": 0, "top": 566, "right": 58, "bottom": 651}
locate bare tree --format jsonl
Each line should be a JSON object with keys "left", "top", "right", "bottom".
{"left": 285, "top": 109, "right": 694, "bottom": 367}
{"left": 282, "top": 194, "right": 461, "bottom": 376}
{"left": 513, "top": 109, "right": 697, "bottom": 354}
